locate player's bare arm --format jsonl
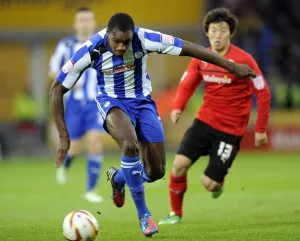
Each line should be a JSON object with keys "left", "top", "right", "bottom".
{"left": 49, "top": 80, "right": 70, "bottom": 167}
{"left": 180, "top": 41, "right": 256, "bottom": 79}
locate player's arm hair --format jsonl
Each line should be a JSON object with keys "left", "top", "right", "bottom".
{"left": 180, "top": 41, "right": 235, "bottom": 73}
{"left": 49, "top": 80, "right": 70, "bottom": 138}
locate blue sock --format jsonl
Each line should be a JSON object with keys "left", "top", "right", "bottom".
{"left": 121, "top": 155, "right": 150, "bottom": 219}
{"left": 87, "top": 154, "right": 103, "bottom": 191}
{"left": 113, "top": 164, "right": 153, "bottom": 185}
{"left": 141, "top": 164, "right": 154, "bottom": 183}
{"left": 113, "top": 170, "right": 126, "bottom": 186}
{"left": 63, "top": 153, "right": 74, "bottom": 169}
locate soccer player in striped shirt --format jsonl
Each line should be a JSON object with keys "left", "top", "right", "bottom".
{"left": 158, "top": 8, "right": 271, "bottom": 225}
{"left": 49, "top": 7, "right": 104, "bottom": 203}
{"left": 49, "top": 13, "right": 256, "bottom": 237}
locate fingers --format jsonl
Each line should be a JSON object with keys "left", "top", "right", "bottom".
{"left": 55, "top": 149, "right": 67, "bottom": 167}
{"left": 255, "top": 137, "right": 267, "bottom": 147}
{"left": 170, "top": 110, "right": 182, "bottom": 124}
{"left": 171, "top": 115, "right": 179, "bottom": 124}
{"left": 174, "top": 116, "right": 179, "bottom": 123}
{"left": 255, "top": 139, "right": 260, "bottom": 148}
{"left": 249, "top": 69, "right": 256, "bottom": 78}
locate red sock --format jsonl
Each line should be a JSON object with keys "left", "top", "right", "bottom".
{"left": 169, "top": 172, "right": 187, "bottom": 217}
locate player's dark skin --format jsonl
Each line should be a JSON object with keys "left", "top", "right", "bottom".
{"left": 50, "top": 27, "right": 256, "bottom": 181}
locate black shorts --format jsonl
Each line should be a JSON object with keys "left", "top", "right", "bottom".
{"left": 177, "top": 119, "right": 242, "bottom": 183}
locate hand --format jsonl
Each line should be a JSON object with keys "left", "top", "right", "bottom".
{"left": 55, "top": 136, "right": 70, "bottom": 167}
{"left": 232, "top": 64, "right": 256, "bottom": 79}
{"left": 170, "top": 109, "right": 182, "bottom": 124}
{"left": 255, "top": 132, "right": 268, "bottom": 147}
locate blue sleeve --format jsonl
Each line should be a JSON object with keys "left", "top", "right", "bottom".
{"left": 56, "top": 33, "right": 103, "bottom": 89}
{"left": 137, "top": 27, "right": 183, "bottom": 55}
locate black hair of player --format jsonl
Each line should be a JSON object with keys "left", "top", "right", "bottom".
{"left": 107, "top": 13, "right": 135, "bottom": 33}
{"left": 203, "top": 8, "right": 238, "bottom": 36}
{"left": 76, "top": 7, "right": 92, "bottom": 13}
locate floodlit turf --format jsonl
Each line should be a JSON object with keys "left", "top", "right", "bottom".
{"left": 0, "top": 152, "right": 299, "bottom": 241}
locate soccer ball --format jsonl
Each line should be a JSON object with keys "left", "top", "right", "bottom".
{"left": 63, "top": 210, "right": 99, "bottom": 241}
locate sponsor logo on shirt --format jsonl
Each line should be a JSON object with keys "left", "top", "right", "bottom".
{"left": 104, "top": 101, "right": 110, "bottom": 108}
{"left": 251, "top": 75, "right": 264, "bottom": 90}
{"left": 62, "top": 60, "right": 74, "bottom": 74}
{"left": 134, "top": 51, "right": 144, "bottom": 59}
{"left": 160, "top": 34, "right": 174, "bottom": 46}
{"left": 203, "top": 74, "right": 232, "bottom": 84}
{"left": 103, "top": 64, "right": 136, "bottom": 75}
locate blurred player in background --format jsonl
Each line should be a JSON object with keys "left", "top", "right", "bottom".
{"left": 49, "top": 7, "right": 104, "bottom": 203}
{"left": 159, "top": 8, "right": 271, "bottom": 225}
{"left": 49, "top": 13, "right": 256, "bottom": 237}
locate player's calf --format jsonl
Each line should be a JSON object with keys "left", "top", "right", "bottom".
{"left": 202, "top": 175, "right": 224, "bottom": 199}
{"left": 143, "top": 162, "right": 165, "bottom": 182}
{"left": 159, "top": 155, "right": 192, "bottom": 225}
{"left": 202, "top": 175, "right": 222, "bottom": 191}
{"left": 139, "top": 142, "right": 166, "bottom": 182}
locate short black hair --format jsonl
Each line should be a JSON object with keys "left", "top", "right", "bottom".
{"left": 203, "top": 8, "right": 238, "bottom": 36}
{"left": 107, "top": 13, "right": 135, "bottom": 33}
{"left": 76, "top": 7, "right": 92, "bottom": 13}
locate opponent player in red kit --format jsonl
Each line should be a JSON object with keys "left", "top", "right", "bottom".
{"left": 159, "top": 8, "right": 271, "bottom": 225}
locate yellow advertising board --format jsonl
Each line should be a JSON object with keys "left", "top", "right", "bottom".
{"left": 0, "top": 0, "right": 203, "bottom": 29}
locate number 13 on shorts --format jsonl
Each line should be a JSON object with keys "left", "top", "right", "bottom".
{"left": 217, "top": 141, "right": 233, "bottom": 163}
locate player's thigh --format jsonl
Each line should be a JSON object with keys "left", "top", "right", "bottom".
{"left": 68, "top": 139, "right": 82, "bottom": 156}
{"left": 177, "top": 119, "right": 211, "bottom": 164}
{"left": 96, "top": 97, "right": 138, "bottom": 156}
{"left": 205, "top": 130, "right": 242, "bottom": 183}
{"left": 106, "top": 108, "right": 139, "bottom": 156}
{"left": 139, "top": 141, "right": 166, "bottom": 180}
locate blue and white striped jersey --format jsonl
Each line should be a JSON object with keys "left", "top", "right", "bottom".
{"left": 49, "top": 36, "right": 98, "bottom": 101}
{"left": 57, "top": 27, "right": 183, "bottom": 99}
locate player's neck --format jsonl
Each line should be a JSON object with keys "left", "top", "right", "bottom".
{"left": 76, "top": 34, "right": 90, "bottom": 42}
{"left": 212, "top": 44, "right": 231, "bottom": 57}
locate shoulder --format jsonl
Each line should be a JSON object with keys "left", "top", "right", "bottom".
{"left": 190, "top": 58, "right": 202, "bottom": 67}
{"left": 88, "top": 29, "right": 106, "bottom": 47}
{"left": 134, "top": 26, "right": 159, "bottom": 40}
{"left": 230, "top": 44, "right": 254, "bottom": 62}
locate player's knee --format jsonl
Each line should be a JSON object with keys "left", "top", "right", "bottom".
{"left": 122, "top": 140, "right": 139, "bottom": 157}
{"left": 68, "top": 141, "right": 81, "bottom": 156}
{"left": 172, "top": 155, "right": 192, "bottom": 177}
{"left": 87, "top": 139, "right": 103, "bottom": 154}
{"left": 202, "top": 175, "right": 220, "bottom": 192}
{"left": 87, "top": 131, "right": 103, "bottom": 154}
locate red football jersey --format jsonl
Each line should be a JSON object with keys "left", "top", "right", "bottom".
{"left": 173, "top": 44, "right": 271, "bottom": 136}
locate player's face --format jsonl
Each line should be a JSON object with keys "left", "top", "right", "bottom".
{"left": 74, "top": 11, "right": 96, "bottom": 37}
{"left": 107, "top": 29, "right": 133, "bottom": 56}
{"left": 207, "top": 21, "right": 231, "bottom": 52}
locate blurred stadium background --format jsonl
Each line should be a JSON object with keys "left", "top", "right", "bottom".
{"left": 0, "top": 0, "right": 299, "bottom": 158}
{"left": 0, "top": 1, "right": 299, "bottom": 240}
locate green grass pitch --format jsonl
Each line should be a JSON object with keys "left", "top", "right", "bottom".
{"left": 0, "top": 152, "right": 299, "bottom": 241}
